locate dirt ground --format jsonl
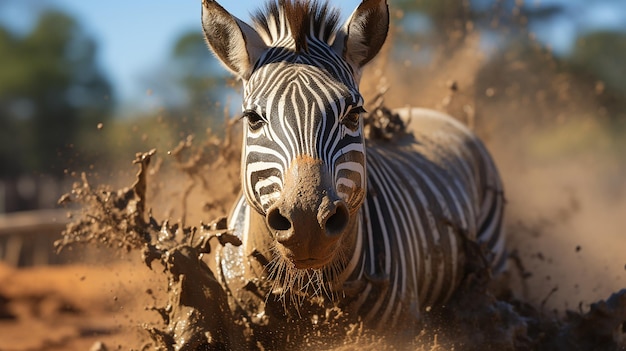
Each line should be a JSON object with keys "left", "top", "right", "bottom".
{"left": 0, "top": 260, "right": 164, "bottom": 351}
{"left": 2, "top": 24, "right": 626, "bottom": 351}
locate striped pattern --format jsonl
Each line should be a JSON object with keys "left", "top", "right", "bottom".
{"left": 206, "top": 0, "right": 506, "bottom": 330}
{"left": 242, "top": 58, "right": 365, "bottom": 215}
{"left": 343, "top": 108, "right": 505, "bottom": 328}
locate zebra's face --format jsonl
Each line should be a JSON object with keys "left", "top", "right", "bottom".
{"left": 201, "top": 0, "right": 389, "bottom": 276}
{"left": 242, "top": 59, "right": 366, "bottom": 269}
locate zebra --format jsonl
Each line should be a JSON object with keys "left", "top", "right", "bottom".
{"left": 201, "top": 0, "right": 505, "bottom": 336}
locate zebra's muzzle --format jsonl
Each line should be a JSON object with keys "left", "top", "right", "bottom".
{"left": 264, "top": 156, "right": 351, "bottom": 269}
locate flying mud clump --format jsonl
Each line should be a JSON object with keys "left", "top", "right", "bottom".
{"left": 56, "top": 150, "right": 247, "bottom": 350}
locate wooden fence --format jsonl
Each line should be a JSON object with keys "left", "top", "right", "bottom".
{"left": 0, "top": 209, "right": 69, "bottom": 267}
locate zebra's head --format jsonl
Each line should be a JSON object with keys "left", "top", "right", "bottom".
{"left": 202, "top": 0, "right": 388, "bottom": 271}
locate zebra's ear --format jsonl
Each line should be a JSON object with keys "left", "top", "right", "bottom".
{"left": 333, "top": 0, "right": 389, "bottom": 72}
{"left": 201, "top": 0, "right": 267, "bottom": 80}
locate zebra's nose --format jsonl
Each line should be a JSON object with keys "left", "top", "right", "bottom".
{"left": 266, "top": 206, "right": 292, "bottom": 233}
{"left": 320, "top": 199, "right": 349, "bottom": 237}
{"left": 266, "top": 197, "right": 349, "bottom": 242}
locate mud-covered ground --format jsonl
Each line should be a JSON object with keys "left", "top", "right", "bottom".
{"left": 2, "top": 28, "right": 626, "bottom": 350}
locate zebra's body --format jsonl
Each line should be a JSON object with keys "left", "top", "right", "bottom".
{"left": 201, "top": 0, "right": 505, "bottom": 334}
{"left": 218, "top": 107, "right": 504, "bottom": 329}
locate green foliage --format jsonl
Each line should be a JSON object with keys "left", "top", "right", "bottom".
{"left": 394, "top": 0, "right": 470, "bottom": 21}
{"left": 154, "top": 30, "right": 232, "bottom": 139}
{"left": 172, "top": 32, "right": 227, "bottom": 111}
{"left": 0, "top": 10, "right": 112, "bottom": 178}
{"left": 571, "top": 31, "right": 626, "bottom": 95}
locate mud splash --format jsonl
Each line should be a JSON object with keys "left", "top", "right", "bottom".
{"left": 55, "top": 109, "right": 626, "bottom": 350}
{"left": 56, "top": 149, "right": 245, "bottom": 350}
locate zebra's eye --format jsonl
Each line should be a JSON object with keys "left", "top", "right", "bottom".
{"left": 341, "top": 107, "right": 365, "bottom": 131}
{"left": 243, "top": 110, "right": 265, "bottom": 131}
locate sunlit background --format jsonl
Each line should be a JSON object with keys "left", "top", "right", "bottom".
{"left": 1, "top": 0, "right": 626, "bottom": 349}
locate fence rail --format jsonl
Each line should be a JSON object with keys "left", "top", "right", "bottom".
{"left": 0, "top": 209, "right": 69, "bottom": 267}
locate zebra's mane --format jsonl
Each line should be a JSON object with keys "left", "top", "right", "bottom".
{"left": 251, "top": 0, "right": 341, "bottom": 52}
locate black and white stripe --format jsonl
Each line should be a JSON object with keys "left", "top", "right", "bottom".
{"left": 342, "top": 108, "right": 505, "bottom": 328}
{"left": 242, "top": 57, "right": 365, "bottom": 214}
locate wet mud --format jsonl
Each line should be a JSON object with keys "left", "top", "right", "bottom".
{"left": 53, "top": 106, "right": 626, "bottom": 350}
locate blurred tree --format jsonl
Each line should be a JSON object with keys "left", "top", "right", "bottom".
{"left": 172, "top": 31, "right": 223, "bottom": 108}
{"left": 394, "top": 0, "right": 471, "bottom": 28}
{"left": 163, "top": 30, "right": 230, "bottom": 137}
{"left": 0, "top": 10, "right": 112, "bottom": 179}
{"left": 570, "top": 31, "right": 626, "bottom": 97}
{"left": 392, "top": 0, "right": 470, "bottom": 50}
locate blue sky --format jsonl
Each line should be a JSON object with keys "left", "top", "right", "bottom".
{"left": 1, "top": 0, "right": 625, "bottom": 112}
{"left": 0, "top": 0, "right": 361, "bottom": 111}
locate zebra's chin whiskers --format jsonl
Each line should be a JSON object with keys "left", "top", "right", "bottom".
{"left": 265, "top": 240, "right": 350, "bottom": 308}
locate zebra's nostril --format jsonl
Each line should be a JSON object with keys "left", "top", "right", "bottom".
{"left": 267, "top": 207, "right": 292, "bottom": 232}
{"left": 324, "top": 201, "right": 349, "bottom": 236}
